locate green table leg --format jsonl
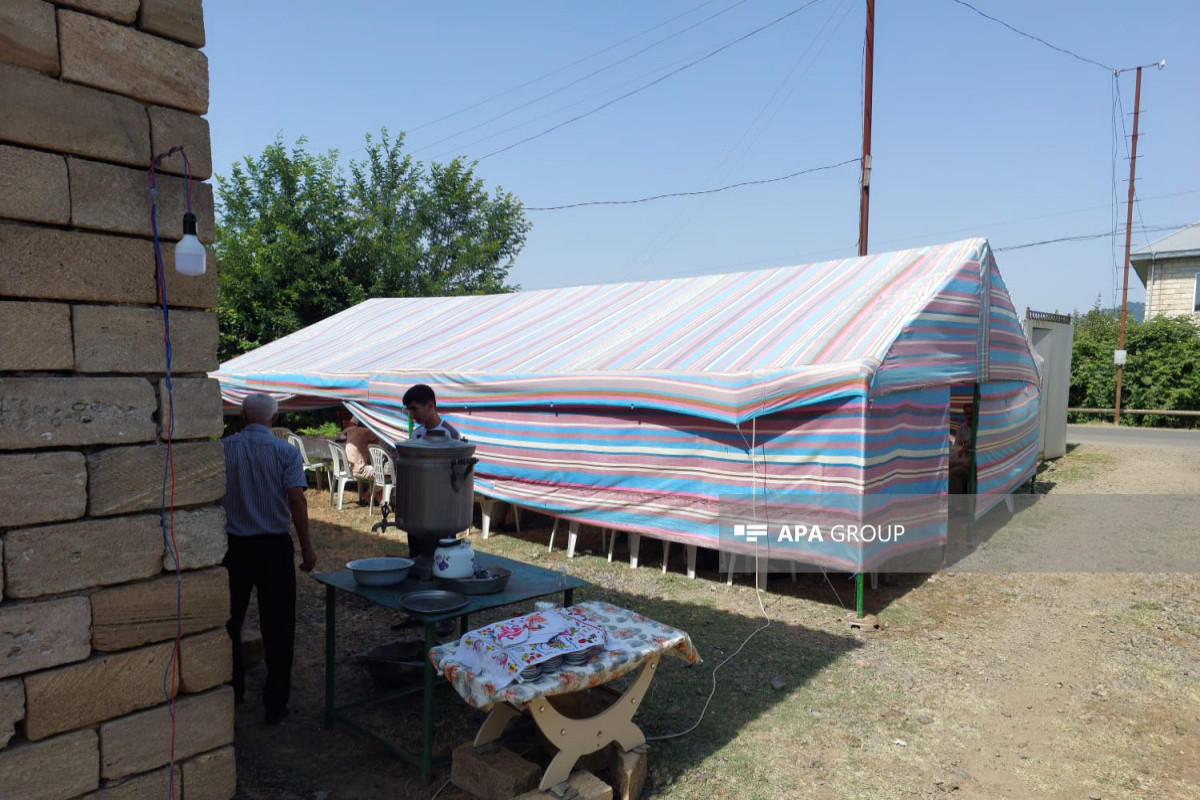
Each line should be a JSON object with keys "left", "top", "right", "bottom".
{"left": 422, "top": 621, "right": 436, "bottom": 784}
{"left": 324, "top": 584, "right": 336, "bottom": 728}
{"left": 460, "top": 613, "right": 470, "bottom": 636}
{"left": 564, "top": 588, "right": 575, "bottom": 607}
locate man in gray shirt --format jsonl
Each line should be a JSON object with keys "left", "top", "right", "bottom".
{"left": 220, "top": 393, "right": 316, "bottom": 724}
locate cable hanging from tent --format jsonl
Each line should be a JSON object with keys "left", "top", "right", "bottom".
{"left": 946, "top": 0, "right": 1113, "bottom": 71}
{"left": 527, "top": 157, "right": 858, "bottom": 211}
{"left": 478, "top": 0, "right": 827, "bottom": 160}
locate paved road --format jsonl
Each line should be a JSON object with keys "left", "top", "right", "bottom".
{"left": 1067, "top": 423, "right": 1200, "bottom": 450}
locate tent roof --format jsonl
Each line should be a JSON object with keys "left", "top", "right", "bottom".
{"left": 216, "top": 238, "right": 1025, "bottom": 423}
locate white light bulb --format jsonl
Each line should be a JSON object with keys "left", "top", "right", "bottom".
{"left": 174, "top": 212, "right": 206, "bottom": 275}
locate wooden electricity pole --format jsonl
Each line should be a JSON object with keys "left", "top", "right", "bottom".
{"left": 858, "top": 0, "right": 875, "bottom": 258}
{"left": 1114, "top": 66, "right": 1143, "bottom": 425}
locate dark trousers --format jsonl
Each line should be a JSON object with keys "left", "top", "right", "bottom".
{"left": 223, "top": 534, "right": 296, "bottom": 715}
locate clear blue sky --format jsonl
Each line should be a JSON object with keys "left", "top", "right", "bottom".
{"left": 204, "top": 0, "right": 1199, "bottom": 317}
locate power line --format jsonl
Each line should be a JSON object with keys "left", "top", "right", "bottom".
{"left": 526, "top": 158, "right": 859, "bottom": 210}
{"left": 994, "top": 224, "right": 1183, "bottom": 253}
{"left": 947, "top": 0, "right": 1112, "bottom": 71}
{"left": 478, "top": 0, "right": 828, "bottom": 160}
{"left": 413, "top": 0, "right": 752, "bottom": 154}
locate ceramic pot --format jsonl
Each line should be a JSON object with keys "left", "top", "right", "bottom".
{"left": 433, "top": 537, "right": 475, "bottom": 579}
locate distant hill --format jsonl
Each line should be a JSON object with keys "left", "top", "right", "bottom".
{"left": 1101, "top": 302, "right": 1144, "bottom": 323}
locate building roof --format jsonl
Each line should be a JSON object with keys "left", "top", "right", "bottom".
{"left": 1131, "top": 221, "right": 1200, "bottom": 285}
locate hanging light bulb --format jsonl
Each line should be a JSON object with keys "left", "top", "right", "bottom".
{"left": 174, "top": 211, "right": 206, "bottom": 275}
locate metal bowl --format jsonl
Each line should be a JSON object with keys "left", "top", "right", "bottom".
{"left": 346, "top": 557, "right": 414, "bottom": 586}
{"left": 357, "top": 638, "right": 425, "bottom": 686}
{"left": 437, "top": 566, "right": 512, "bottom": 595}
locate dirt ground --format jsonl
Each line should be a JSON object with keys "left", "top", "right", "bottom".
{"left": 231, "top": 440, "right": 1200, "bottom": 800}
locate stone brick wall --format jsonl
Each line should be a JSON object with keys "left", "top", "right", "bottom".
{"left": 0, "top": 2, "right": 234, "bottom": 798}
{"left": 1144, "top": 257, "right": 1200, "bottom": 319}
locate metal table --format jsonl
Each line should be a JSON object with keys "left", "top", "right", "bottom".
{"left": 313, "top": 552, "right": 590, "bottom": 784}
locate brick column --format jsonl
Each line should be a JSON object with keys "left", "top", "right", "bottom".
{"left": 0, "top": 2, "right": 234, "bottom": 798}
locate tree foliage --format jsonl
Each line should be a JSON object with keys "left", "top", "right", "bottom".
{"left": 1069, "top": 298, "right": 1200, "bottom": 427}
{"left": 215, "top": 131, "right": 530, "bottom": 361}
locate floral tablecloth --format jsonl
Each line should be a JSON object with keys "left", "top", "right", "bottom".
{"left": 429, "top": 601, "right": 702, "bottom": 710}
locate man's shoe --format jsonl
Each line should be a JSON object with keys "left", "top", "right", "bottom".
{"left": 264, "top": 707, "right": 291, "bottom": 725}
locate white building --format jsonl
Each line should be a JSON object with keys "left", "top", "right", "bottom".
{"left": 1132, "top": 221, "right": 1200, "bottom": 318}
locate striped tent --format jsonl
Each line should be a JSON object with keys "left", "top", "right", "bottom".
{"left": 214, "top": 238, "right": 1041, "bottom": 571}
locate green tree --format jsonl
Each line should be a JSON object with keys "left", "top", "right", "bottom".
{"left": 215, "top": 132, "right": 530, "bottom": 362}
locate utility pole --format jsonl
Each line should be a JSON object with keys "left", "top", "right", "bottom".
{"left": 1114, "top": 65, "right": 1145, "bottom": 425}
{"left": 858, "top": 0, "right": 874, "bottom": 257}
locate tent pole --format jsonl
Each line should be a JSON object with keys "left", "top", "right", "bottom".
{"left": 855, "top": 573, "right": 864, "bottom": 618}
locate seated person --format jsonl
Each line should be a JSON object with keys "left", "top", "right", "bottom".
{"left": 338, "top": 411, "right": 381, "bottom": 503}
{"left": 948, "top": 402, "right": 974, "bottom": 495}
{"left": 403, "top": 383, "right": 462, "bottom": 440}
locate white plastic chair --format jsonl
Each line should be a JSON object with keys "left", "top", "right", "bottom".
{"left": 270, "top": 426, "right": 293, "bottom": 440}
{"left": 327, "top": 442, "right": 366, "bottom": 510}
{"left": 367, "top": 445, "right": 394, "bottom": 515}
{"left": 287, "top": 434, "right": 328, "bottom": 490}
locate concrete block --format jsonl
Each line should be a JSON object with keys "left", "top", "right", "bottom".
{"left": 514, "top": 770, "right": 613, "bottom": 800}
{"left": 180, "top": 745, "right": 235, "bottom": 800}
{"left": 0, "top": 678, "right": 23, "bottom": 748}
{"left": 87, "top": 440, "right": 225, "bottom": 517}
{"left": 0, "top": 377, "right": 156, "bottom": 449}
{"left": 0, "top": 452, "right": 87, "bottom": 527}
{"left": 0, "top": 729, "right": 99, "bottom": 799}
{"left": 85, "top": 765, "right": 180, "bottom": 800}
{"left": 23, "top": 641, "right": 177, "bottom": 741}
{"left": 55, "top": 0, "right": 139, "bottom": 24}
{"left": 59, "top": 9, "right": 209, "bottom": 114}
{"left": 0, "top": 143, "right": 68, "bottom": 225}
{"left": 68, "top": 158, "right": 215, "bottom": 244}
{"left": 91, "top": 567, "right": 229, "bottom": 651}
{"left": 165, "top": 505, "right": 228, "bottom": 572}
{"left": 161, "top": 247, "right": 219, "bottom": 309}
{"left": 3, "top": 514, "right": 164, "bottom": 599}
{"left": 0, "top": 0, "right": 58, "bottom": 74}
{"left": 609, "top": 748, "right": 648, "bottom": 800}
{"left": 99, "top": 687, "right": 233, "bottom": 780}
{"left": 0, "top": 223, "right": 156, "bottom": 304}
{"left": 0, "top": 301, "right": 73, "bottom": 370}
{"left": 148, "top": 106, "right": 212, "bottom": 179}
{"left": 178, "top": 629, "right": 231, "bottom": 694}
{"left": 158, "top": 377, "right": 224, "bottom": 440}
{"left": 139, "top": 0, "right": 204, "bottom": 49}
{"left": 451, "top": 742, "right": 540, "bottom": 800}
{"left": 72, "top": 305, "right": 219, "bottom": 373}
{"left": 0, "top": 63, "right": 150, "bottom": 167}
{"left": 0, "top": 596, "right": 92, "bottom": 679}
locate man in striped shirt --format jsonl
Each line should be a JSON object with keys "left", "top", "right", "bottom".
{"left": 220, "top": 393, "right": 317, "bottom": 725}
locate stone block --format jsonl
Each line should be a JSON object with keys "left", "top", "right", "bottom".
{"left": 165, "top": 506, "right": 227, "bottom": 572}
{"left": 159, "top": 378, "right": 224, "bottom": 440}
{"left": 69, "top": 158, "right": 215, "bottom": 244}
{"left": 0, "top": 0, "right": 58, "bottom": 74}
{"left": 139, "top": 0, "right": 204, "bottom": 49}
{"left": 72, "top": 305, "right": 219, "bottom": 373}
{"left": 178, "top": 629, "right": 231, "bottom": 694}
{"left": 0, "top": 377, "right": 157, "bottom": 449}
{"left": 99, "top": 687, "right": 233, "bottom": 779}
{"left": 0, "top": 63, "right": 149, "bottom": 167}
{"left": 161, "top": 247, "right": 218, "bottom": 309}
{"left": 0, "top": 301, "right": 73, "bottom": 370}
{"left": 0, "top": 538, "right": 3, "bottom": 598}
{"left": 0, "top": 596, "right": 91, "bottom": 679}
{"left": 55, "top": 0, "right": 138, "bottom": 24}
{"left": 148, "top": 106, "right": 212, "bottom": 180}
{"left": 451, "top": 742, "right": 540, "bottom": 800}
{"left": 87, "top": 440, "right": 225, "bottom": 517}
{"left": 0, "top": 729, "right": 99, "bottom": 799}
{"left": 0, "top": 452, "right": 87, "bottom": 527}
{"left": 3, "top": 514, "right": 164, "bottom": 599}
{"left": 0, "top": 143, "right": 68, "bottom": 225}
{"left": 514, "top": 770, "right": 613, "bottom": 800}
{"left": 0, "top": 678, "right": 23, "bottom": 748}
{"left": 0, "top": 223, "right": 156, "bottom": 304}
{"left": 85, "top": 764, "right": 180, "bottom": 800}
{"left": 180, "top": 745, "right": 235, "bottom": 800}
{"left": 23, "top": 641, "right": 177, "bottom": 741}
{"left": 91, "top": 568, "right": 229, "bottom": 651}
{"left": 609, "top": 748, "right": 648, "bottom": 800}
{"left": 59, "top": 9, "right": 209, "bottom": 114}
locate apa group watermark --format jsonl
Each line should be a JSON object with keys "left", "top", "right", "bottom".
{"left": 732, "top": 522, "right": 906, "bottom": 544}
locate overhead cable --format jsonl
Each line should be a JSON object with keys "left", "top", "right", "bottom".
{"left": 526, "top": 158, "right": 858, "bottom": 210}
{"left": 947, "top": 0, "right": 1112, "bottom": 71}
{"left": 479, "top": 0, "right": 827, "bottom": 160}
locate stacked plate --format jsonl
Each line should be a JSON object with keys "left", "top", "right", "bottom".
{"left": 518, "top": 664, "right": 542, "bottom": 681}
{"left": 563, "top": 647, "right": 595, "bottom": 667}
{"left": 541, "top": 655, "right": 564, "bottom": 672}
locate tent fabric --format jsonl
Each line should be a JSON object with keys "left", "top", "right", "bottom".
{"left": 215, "top": 238, "right": 1041, "bottom": 570}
